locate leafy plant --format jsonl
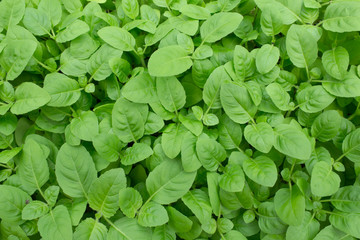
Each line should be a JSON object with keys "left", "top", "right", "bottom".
{"left": 1, "top": 0, "right": 360, "bottom": 239}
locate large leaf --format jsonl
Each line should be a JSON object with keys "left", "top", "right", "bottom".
{"left": 73, "top": 218, "right": 108, "bottom": 240}
{"left": 38, "top": 205, "right": 73, "bottom": 240}
{"left": 18, "top": 139, "right": 49, "bottom": 193}
{"left": 148, "top": 46, "right": 193, "bottom": 77}
{"left": 322, "top": 47, "right": 349, "bottom": 80}
{"left": 112, "top": 98, "right": 148, "bottom": 143}
{"left": 43, "top": 73, "right": 81, "bottom": 107}
{"left": 203, "top": 66, "right": 231, "bottom": 109}
{"left": 200, "top": 12, "right": 243, "bottom": 43}
{"left": 244, "top": 122, "right": 274, "bottom": 153}
{"left": 146, "top": 159, "right": 196, "bottom": 204}
{"left": 296, "top": 85, "right": 335, "bottom": 113}
{"left": 55, "top": 143, "right": 97, "bottom": 198}
{"left": 0, "top": 185, "right": 31, "bottom": 223}
{"left": 11, "top": 82, "right": 51, "bottom": 114}
{"left": 0, "top": 0, "right": 25, "bottom": 29}
{"left": 342, "top": 128, "right": 360, "bottom": 163}
{"left": 323, "top": 1, "right": 360, "bottom": 33}
{"left": 311, "top": 161, "right": 340, "bottom": 197}
{"left": 286, "top": 24, "right": 318, "bottom": 69}
{"left": 243, "top": 155, "right": 277, "bottom": 187}
{"left": 274, "top": 186, "right": 305, "bottom": 226}
{"left": 156, "top": 76, "right": 186, "bottom": 112}
{"left": 220, "top": 83, "right": 257, "bottom": 124}
{"left": 331, "top": 186, "right": 360, "bottom": 213}
{"left": 107, "top": 217, "right": 152, "bottom": 240}
{"left": 98, "top": 26, "right": 136, "bottom": 51}
{"left": 88, "top": 168, "right": 126, "bottom": 218}
{"left": 196, "top": 137, "right": 227, "bottom": 172}
{"left": 274, "top": 124, "right": 312, "bottom": 160}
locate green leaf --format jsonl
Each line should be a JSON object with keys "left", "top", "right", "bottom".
{"left": 119, "top": 188, "right": 143, "bottom": 218}
{"left": 156, "top": 76, "right": 186, "bottom": 112}
{"left": 148, "top": 45, "right": 193, "bottom": 77}
{"left": 21, "top": 200, "right": 49, "bottom": 220}
{"left": 243, "top": 155, "right": 277, "bottom": 187}
{"left": 233, "top": 45, "right": 254, "bottom": 81}
{"left": 181, "top": 131, "right": 202, "bottom": 172}
{"left": 286, "top": 24, "right": 318, "bottom": 69}
{"left": 93, "top": 133, "right": 121, "bottom": 162}
{"left": 311, "top": 110, "right": 341, "bottom": 142}
{"left": 286, "top": 211, "right": 320, "bottom": 240}
{"left": 122, "top": 72, "right": 158, "bottom": 103}
{"left": 112, "top": 98, "right": 147, "bottom": 143}
{"left": 0, "top": 0, "right": 25, "bottom": 29}
{"left": 38, "top": 205, "right": 73, "bottom": 240}
{"left": 88, "top": 168, "right": 126, "bottom": 218}
{"left": 274, "top": 124, "right": 312, "bottom": 160}
{"left": 161, "top": 123, "right": 187, "bottom": 158}
{"left": 256, "top": 44, "right": 280, "bottom": 74}
{"left": 121, "top": 142, "right": 153, "bottom": 165}
{"left": 322, "top": 72, "right": 360, "bottom": 97}
{"left": 38, "top": 0, "right": 62, "bottom": 27}
{"left": 138, "top": 201, "right": 169, "bottom": 227}
{"left": 274, "top": 186, "right": 305, "bottom": 226}
{"left": 107, "top": 217, "right": 152, "bottom": 240}
{"left": 167, "top": 206, "right": 193, "bottom": 233}
{"left": 314, "top": 225, "right": 354, "bottom": 240}
{"left": 0, "top": 185, "right": 31, "bottom": 223}
{"left": 255, "top": 0, "right": 302, "bottom": 25}
{"left": 178, "top": 113, "right": 203, "bottom": 136}
{"left": 219, "top": 164, "right": 245, "bottom": 192}
{"left": 323, "top": 1, "right": 360, "bottom": 33}
{"left": 182, "top": 189, "right": 215, "bottom": 233}
{"left": 122, "top": 0, "right": 140, "bottom": 19}
{"left": 265, "top": 83, "right": 291, "bottom": 111}
{"left": 203, "top": 66, "right": 231, "bottom": 110}
{"left": 207, "top": 172, "right": 221, "bottom": 216}
{"left": 152, "top": 225, "right": 176, "bottom": 240}
{"left": 200, "top": 12, "right": 243, "bottom": 43}
{"left": 322, "top": 47, "right": 349, "bottom": 80}
{"left": 10, "top": 82, "right": 50, "bottom": 115}
{"left": 196, "top": 137, "right": 227, "bottom": 172}
{"left": 43, "top": 73, "right": 81, "bottom": 107}
{"left": 18, "top": 139, "right": 49, "bottom": 193}
{"left": 55, "top": 143, "right": 97, "bottom": 198}
{"left": 218, "top": 115, "right": 242, "bottom": 150}
{"left": 23, "top": 8, "right": 51, "bottom": 36}
{"left": 87, "top": 44, "right": 123, "bottom": 81}
{"left": 73, "top": 218, "right": 107, "bottom": 240}
{"left": 70, "top": 111, "right": 99, "bottom": 141}
{"left": 98, "top": 26, "right": 136, "bottom": 51}
{"left": 329, "top": 211, "right": 360, "bottom": 238}
{"left": 311, "top": 161, "right": 340, "bottom": 197}
{"left": 0, "top": 147, "right": 22, "bottom": 164}
{"left": 296, "top": 85, "right": 335, "bottom": 113}
{"left": 342, "top": 128, "right": 360, "bottom": 163}
{"left": 1, "top": 40, "right": 37, "bottom": 81}
{"left": 331, "top": 186, "right": 360, "bottom": 213}
{"left": 146, "top": 159, "right": 196, "bottom": 204}
{"left": 56, "top": 20, "right": 89, "bottom": 43}
{"left": 220, "top": 83, "right": 257, "bottom": 124}
{"left": 180, "top": 4, "right": 210, "bottom": 20}
{"left": 258, "top": 202, "right": 287, "bottom": 235}
{"left": 244, "top": 122, "right": 274, "bottom": 153}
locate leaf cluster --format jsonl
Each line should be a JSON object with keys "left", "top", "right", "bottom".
{"left": 1, "top": 0, "right": 360, "bottom": 239}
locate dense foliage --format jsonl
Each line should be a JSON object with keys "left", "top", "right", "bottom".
{"left": 1, "top": 0, "right": 360, "bottom": 239}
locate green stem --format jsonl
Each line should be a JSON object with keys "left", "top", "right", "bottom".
{"left": 0, "top": 163, "right": 12, "bottom": 169}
